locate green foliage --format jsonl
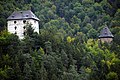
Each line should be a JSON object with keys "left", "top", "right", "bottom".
{"left": 67, "top": 36, "right": 75, "bottom": 43}
{"left": 0, "top": 65, "right": 10, "bottom": 79}
{"left": 106, "top": 72, "right": 118, "bottom": 80}
{"left": 23, "top": 62, "right": 32, "bottom": 80}
{"left": 0, "top": 0, "right": 120, "bottom": 80}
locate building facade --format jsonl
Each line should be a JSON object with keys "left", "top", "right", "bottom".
{"left": 7, "top": 10, "right": 39, "bottom": 39}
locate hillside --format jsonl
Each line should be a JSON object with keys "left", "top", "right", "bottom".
{"left": 0, "top": 0, "right": 120, "bottom": 80}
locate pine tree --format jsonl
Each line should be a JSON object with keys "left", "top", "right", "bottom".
{"left": 23, "top": 62, "right": 32, "bottom": 80}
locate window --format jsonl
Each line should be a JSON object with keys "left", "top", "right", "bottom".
{"left": 23, "top": 32, "right": 26, "bottom": 35}
{"left": 14, "top": 21, "right": 16, "bottom": 24}
{"left": 14, "top": 26, "right": 17, "bottom": 30}
{"left": 23, "top": 26, "right": 26, "bottom": 29}
{"left": 23, "top": 20, "right": 26, "bottom": 23}
{"left": 20, "top": 11, "right": 23, "bottom": 14}
{"left": 26, "top": 14, "right": 29, "bottom": 17}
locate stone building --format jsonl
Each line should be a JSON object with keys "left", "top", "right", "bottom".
{"left": 7, "top": 10, "right": 39, "bottom": 39}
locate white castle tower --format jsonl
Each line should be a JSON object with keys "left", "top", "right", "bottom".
{"left": 7, "top": 10, "right": 39, "bottom": 39}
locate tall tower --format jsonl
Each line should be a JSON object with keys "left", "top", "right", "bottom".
{"left": 7, "top": 10, "right": 39, "bottom": 39}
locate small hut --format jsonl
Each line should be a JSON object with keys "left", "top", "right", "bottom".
{"left": 99, "top": 26, "right": 114, "bottom": 43}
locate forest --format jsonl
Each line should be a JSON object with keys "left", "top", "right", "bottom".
{"left": 0, "top": 0, "right": 120, "bottom": 80}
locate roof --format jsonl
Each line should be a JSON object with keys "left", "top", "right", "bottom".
{"left": 7, "top": 10, "right": 39, "bottom": 21}
{"left": 99, "top": 26, "right": 114, "bottom": 38}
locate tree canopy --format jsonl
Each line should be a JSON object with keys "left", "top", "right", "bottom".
{"left": 0, "top": 0, "right": 120, "bottom": 80}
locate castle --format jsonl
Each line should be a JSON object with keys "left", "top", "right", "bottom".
{"left": 7, "top": 10, "right": 39, "bottom": 39}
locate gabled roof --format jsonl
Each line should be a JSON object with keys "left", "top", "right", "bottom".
{"left": 7, "top": 10, "right": 39, "bottom": 21}
{"left": 99, "top": 26, "right": 114, "bottom": 38}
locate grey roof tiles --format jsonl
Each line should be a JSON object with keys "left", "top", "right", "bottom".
{"left": 99, "top": 26, "right": 114, "bottom": 38}
{"left": 7, "top": 10, "right": 39, "bottom": 21}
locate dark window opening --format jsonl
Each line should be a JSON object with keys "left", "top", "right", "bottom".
{"left": 26, "top": 14, "right": 29, "bottom": 17}
{"left": 20, "top": 11, "right": 23, "bottom": 14}
{"left": 14, "top": 21, "right": 16, "bottom": 24}
{"left": 23, "top": 32, "right": 26, "bottom": 35}
{"left": 23, "top": 26, "right": 26, "bottom": 29}
{"left": 23, "top": 20, "right": 26, "bottom": 23}
{"left": 15, "top": 26, "right": 17, "bottom": 30}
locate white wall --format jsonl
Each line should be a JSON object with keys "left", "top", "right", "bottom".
{"left": 7, "top": 19, "right": 39, "bottom": 39}
{"left": 100, "top": 38, "right": 113, "bottom": 43}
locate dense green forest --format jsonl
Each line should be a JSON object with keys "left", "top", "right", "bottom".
{"left": 0, "top": 0, "right": 120, "bottom": 80}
